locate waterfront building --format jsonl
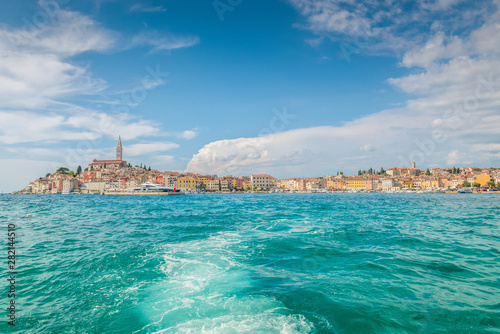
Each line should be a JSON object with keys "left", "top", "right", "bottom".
{"left": 62, "top": 179, "right": 76, "bottom": 193}
{"left": 164, "top": 173, "right": 178, "bottom": 188}
{"left": 84, "top": 181, "right": 106, "bottom": 193}
{"left": 251, "top": 174, "right": 276, "bottom": 190}
{"left": 382, "top": 179, "right": 395, "bottom": 191}
{"left": 177, "top": 176, "right": 197, "bottom": 192}
{"left": 242, "top": 180, "right": 252, "bottom": 191}
{"left": 126, "top": 178, "right": 140, "bottom": 189}
{"left": 220, "top": 179, "right": 230, "bottom": 191}
{"left": 205, "top": 179, "right": 220, "bottom": 192}
{"left": 344, "top": 177, "right": 367, "bottom": 190}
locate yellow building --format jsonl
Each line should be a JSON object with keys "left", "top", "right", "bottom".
{"left": 476, "top": 174, "right": 491, "bottom": 186}
{"left": 220, "top": 179, "right": 229, "bottom": 190}
{"left": 177, "top": 177, "right": 197, "bottom": 192}
{"left": 344, "top": 178, "right": 367, "bottom": 190}
{"left": 196, "top": 175, "right": 208, "bottom": 186}
{"left": 401, "top": 179, "right": 414, "bottom": 188}
{"left": 243, "top": 180, "right": 252, "bottom": 190}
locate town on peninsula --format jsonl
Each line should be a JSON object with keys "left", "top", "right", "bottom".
{"left": 11, "top": 137, "right": 500, "bottom": 195}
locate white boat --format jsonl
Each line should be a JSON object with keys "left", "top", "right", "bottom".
{"left": 129, "top": 182, "right": 180, "bottom": 193}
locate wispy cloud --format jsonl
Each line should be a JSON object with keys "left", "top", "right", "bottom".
{"left": 129, "top": 3, "right": 167, "bottom": 13}
{"left": 125, "top": 142, "right": 179, "bottom": 156}
{"left": 289, "top": 0, "right": 493, "bottom": 55}
{"left": 0, "top": 10, "right": 113, "bottom": 109}
{"left": 0, "top": 111, "right": 160, "bottom": 144}
{"left": 131, "top": 31, "right": 200, "bottom": 52}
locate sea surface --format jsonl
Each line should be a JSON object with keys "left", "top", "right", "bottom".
{"left": 1, "top": 193, "right": 499, "bottom": 334}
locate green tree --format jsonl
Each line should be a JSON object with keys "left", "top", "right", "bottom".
{"left": 380, "top": 167, "right": 385, "bottom": 175}
{"left": 358, "top": 170, "right": 362, "bottom": 175}
{"left": 487, "top": 181, "right": 495, "bottom": 187}
{"left": 426, "top": 168, "right": 431, "bottom": 176}
{"left": 104, "top": 163, "right": 107, "bottom": 168}
{"left": 497, "top": 182, "right": 500, "bottom": 188}
{"left": 462, "top": 181, "right": 471, "bottom": 187}
{"left": 148, "top": 167, "right": 151, "bottom": 171}
{"left": 56, "top": 167, "right": 70, "bottom": 174}
{"left": 452, "top": 167, "right": 456, "bottom": 174}
{"left": 68, "top": 171, "right": 75, "bottom": 176}
{"left": 128, "top": 163, "right": 132, "bottom": 168}
{"left": 45, "top": 173, "right": 51, "bottom": 178}
{"left": 76, "top": 166, "right": 82, "bottom": 175}
{"left": 473, "top": 182, "right": 481, "bottom": 188}
{"left": 90, "top": 166, "right": 94, "bottom": 171}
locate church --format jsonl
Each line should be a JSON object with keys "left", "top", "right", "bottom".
{"left": 88, "top": 136, "right": 128, "bottom": 169}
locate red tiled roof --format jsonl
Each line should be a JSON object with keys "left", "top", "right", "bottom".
{"left": 90, "top": 160, "right": 124, "bottom": 165}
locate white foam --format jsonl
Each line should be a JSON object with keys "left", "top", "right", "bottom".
{"left": 137, "top": 232, "right": 315, "bottom": 333}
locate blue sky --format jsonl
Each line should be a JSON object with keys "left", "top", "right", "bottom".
{"left": 1, "top": 0, "right": 500, "bottom": 191}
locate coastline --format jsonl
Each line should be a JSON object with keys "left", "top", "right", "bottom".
{"left": 8, "top": 191, "right": 500, "bottom": 195}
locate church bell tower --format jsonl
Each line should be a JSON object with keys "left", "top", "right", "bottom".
{"left": 116, "top": 136, "right": 123, "bottom": 161}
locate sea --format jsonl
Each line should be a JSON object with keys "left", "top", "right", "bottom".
{"left": 1, "top": 193, "right": 499, "bottom": 333}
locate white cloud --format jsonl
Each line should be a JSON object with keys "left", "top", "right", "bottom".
{"left": 0, "top": 9, "right": 113, "bottom": 109}
{"left": 131, "top": 31, "right": 200, "bottom": 52}
{"left": 179, "top": 129, "right": 198, "bottom": 140}
{"left": 129, "top": 4, "right": 167, "bottom": 13}
{"left": 125, "top": 142, "right": 179, "bottom": 156}
{"left": 289, "top": 0, "right": 490, "bottom": 54}
{"left": 154, "top": 155, "right": 175, "bottom": 164}
{"left": 0, "top": 112, "right": 98, "bottom": 144}
{"left": 65, "top": 112, "right": 160, "bottom": 140}
{"left": 446, "top": 150, "right": 461, "bottom": 165}
{"left": 187, "top": 3, "right": 500, "bottom": 176}
{"left": 0, "top": 111, "right": 160, "bottom": 144}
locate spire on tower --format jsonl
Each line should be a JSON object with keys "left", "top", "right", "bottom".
{"left": 116, "top": 136, "right": 123, "bottom": 161}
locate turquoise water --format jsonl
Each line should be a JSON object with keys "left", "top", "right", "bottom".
{"left": 1, "top": 193, "right": 499, "bottom": 333}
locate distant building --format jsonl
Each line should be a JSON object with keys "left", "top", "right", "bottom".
{"left": 177, "top": 176, "right": 197, "bottom": 192}
{"left": 62, "top": 179, "right": 76, "bottom": 193}
{"left": 476, "top": 174, "right": 491, "bottom": 186}
{"left": 89, "top": 137, "right": 127, "bottom": 169}
{"left": 251, "top": 174, "right": 276, "bottom": 190}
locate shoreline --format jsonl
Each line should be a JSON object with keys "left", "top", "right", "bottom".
{"left": 7, "top": 191, "right": 500, "bottom": 195}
